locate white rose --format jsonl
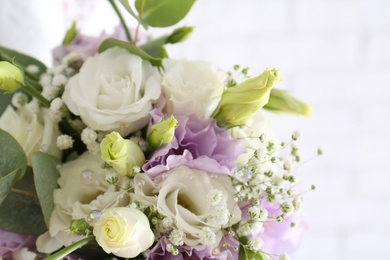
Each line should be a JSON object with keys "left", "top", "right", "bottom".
{"left": 133, "top": 166, "right": 241, "bottom": 247}
{"left": 36, "top": 152, "right": 129, "bottom": 254}
{"left": 62, "top": 47, "right": 161, "bottom": 136}
{"left": 0, "top": 102, "right": 61, "bottom": 166}
{"left": 162, "top": 59, "right": 225, "bottom": 118}
{"left": 94, "top": 207, "right": 154, "bottom": 258}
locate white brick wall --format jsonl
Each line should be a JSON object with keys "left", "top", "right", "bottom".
{"left": 1, "top": 0, "right": 389, "bottom": 259}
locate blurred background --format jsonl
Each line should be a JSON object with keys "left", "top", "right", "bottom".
{"left": 1, "top": 0, "right": 389, "bottom": 259}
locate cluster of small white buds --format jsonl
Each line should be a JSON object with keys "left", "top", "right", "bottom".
{"left": 281, "top": 201, "right": 295, "bottom": 216}
{"left": 11, "top": 92, "right": 28, "bottom": 108}
{"left": 56, "top": 134, "right": 74, "bottom": 150}
{"left": 165, "top": 243, "right": 179, "bottom": 256}
{"left": 207, "top": 189, "right": 224, "bottom": 206}
{"left": 248, "top": 237, "right": 264, "bottom": 251}
{"left": 199, "top": 227, "right": 216, "bottom": 246}
{"left": 291, "top": 130, "right": 302, "bottom": 141}
{"left": 169, "top": 229, "right": 186, "bottom": 246}
{"left": 61, "top": 51, "right": 81, "bottom": 65}
{"left": 49, "top": 97, "right": 64, "bottom": 123}
{"left": 81, "top": 127, "right": 100, "bottom": 155}
{"left": 237, "top": 220, "right": 263, "bottom": 237}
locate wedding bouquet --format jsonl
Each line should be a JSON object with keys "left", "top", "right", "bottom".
{"left": 0, "top": 1, "right": 319, "bottom": 259}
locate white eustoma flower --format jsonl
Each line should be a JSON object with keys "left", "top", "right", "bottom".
{"left": 94, "top": 207, "right": 154, "bottom": 258}
{"left": 161, "top": 59, "right": 225, "bottom": 119}
{"left": 62, "top": 47, "right": 161, "bottom": 136}
{"left": 36, "top": 152, "right": 128, "bottom": 254}
{"left": 0, "top": 102, "right": 61, "bottom": 165}
{"left": 133, "top": 166, "right": 241, "bottom": 247}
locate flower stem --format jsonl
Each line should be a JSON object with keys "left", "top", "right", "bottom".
{"left": 108, "top": 0, "right": 132, "bottom": 42}
{"left": 22, "top": 82, "right": 50, "bottom": 108}
{"left": 133, "top": 0, "right": 145, "bottom": 45}
{"left": 45, "top": 236, "right": 95, "bottom": 260}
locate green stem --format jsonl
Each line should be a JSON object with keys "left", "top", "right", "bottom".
{"left": 45, "top": 236, "right": 95, "bottom": 260}
{"left": 108, "top": 0, "right": 133, "bottom": 42}
{"left": 22, "top": 82, "right": 50, "bottom": 108}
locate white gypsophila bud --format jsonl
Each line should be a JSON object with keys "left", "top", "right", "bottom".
{"left": 105, "top": 170, "right": 118, "bottom": 183}
{"left": 169, "top": 229, "right": 186, "bottom": 246}
{"left": 271, "top": 175, "right": 284, "bottom": 187}
{"left": 280, "top": 253, "right": 292, "bottom": 260}
{"left": 249, "top": 237, "right": 264, "bottom": 251}
{"left": 283, "top": 159, "right": 293, "bottom": 172}
{"left": 256, "top": 147, "right": 267, "bottom": 160}
{"left": 26, "top": 64, "right": 40, "bottom": 74}
{"left": 49, "top": 110, "right": 62, "bottom": 123}
{"left": 62, "top": 51, "right": 80, "bottom": 65}
{"left": 50, "top": 97, "right": 63, "bottom": 112}
{"left": 199, "top": 227, "right": 216, "bottom": 246}
{"left": 52, "top": 74, "right": 68, "bottom": 87}
{"left": 293, "top": 197, "right": 303, "bottom": 211}
{"left": 48, "top": 64, "right": 67, "bottom": 75}
{"left": 42, "top": 85, "right": 60, "bottom": 101}
{"left": 166, "top": 244, "right": 179, "bottom": 256}
{"left": 247, "top": 206, "right": 260, "bottom": 219}
{"left": 237, "top": 221, "right": 251, "bottom": 237}
{"left": 87, "top": 142, "right": 101, "bottom": 155}
{"left": 11, "top": 92, "right": 28, "bottom": 108}
{"left": 259, "top": 209, "right": 269, "bottom": 221}
{"left": 81, "top": 127, "right": 98, "bottom": 145}
{"left": 214, "top": 208, "right": 230, "bottom": 225}
{"left": 207, "top": 189, "right": 224, "bottom": 206}
{"left": 292, "top": 130, "right": 302, "bottom": 141}
{"left": 56, "top": 135, "right": 74, "bottom": 150}
{"left": 251, "top": 221, "right": 263, "bottom": 233}
{"left": 132, "top": 165, "right": 141, "bottom": 174}
{"left": 39, "top": 74, "right": 52, "bottom": 87}
{"left": 281, "top": 201, "right": 295, "bottom": 216}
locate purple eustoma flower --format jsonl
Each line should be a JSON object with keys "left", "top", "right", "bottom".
{"left": 143, "top": 109, "right": 246, "bottom": 178}
{"left": 0, "top": 229, "right": 36, "bottom": 258}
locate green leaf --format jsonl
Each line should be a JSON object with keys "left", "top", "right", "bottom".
{"left": 140, "top": 26, "right": 194, "bottom": 57}
{"left": 264, "top": 88, "right": 312, "bottom": 116}
{"left": 0, "top": 90, "right": 12, "bottom": 116}
{"left": 32, "top": 152, "right": 62, "bottom": 228}
{"left": 239, "top": 244, "right": 267, "bottom": 260}
{"left": 62, "top": 21, "right": 78, "bottom": 45}
{"left": 118, "top": 0, "right": 145, "bottom": 27}
{"left": 0, "top": 128, "right": 27, "bottom": 204}
{"left": 0, "top": 46, "right": 47, "bottom": 80}
{"left": 0, "top": 168, "right": 24, "bottom": 205}
{"left": 99, "top": 38, "right": 162, "bottom": 66}
{"left": 0, "top": 168, "right": 46, "bottom": 234}
{"left": 135, "top": 0, "right": 196, "bottom": 28}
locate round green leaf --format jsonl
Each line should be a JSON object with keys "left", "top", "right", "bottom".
{"left": 135, "top": 0, "right": 196, "bottom": 28}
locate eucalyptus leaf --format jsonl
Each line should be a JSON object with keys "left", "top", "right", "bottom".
{"left": 0, "top": 168, "right": 46, "bottom": 234}
{"left": 0, "top": 168, "right": 24, "bottom": 205}
{"left": 135, "top": 0, "right": 196, "bottom": 28}
{"left": 0, "top": 128, "right": 27, "bottom": 180}
{"left": 0, "top": 90, "right": 12, "bottom": 116}
{"left": 99, "top": 38, "right": 162, "bottom": 66}
{"left": 62, "top": 21, "right": 78, "bottom": 45}
{"left": 264, "top": 88, "right": 312, "bottom": 116}
{"left": 32, "top": 152, "right": 62, "bottom": 228}
{"left": 0, "top": 46, "right": 47, "bottom": 79}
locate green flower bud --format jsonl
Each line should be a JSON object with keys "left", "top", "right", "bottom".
{"left": 70, "top": 218, "right": 88, "bottom": 234}
{"left": 100, "top": 131, "right": 145, "bottom": 176}
{"left": 0, "top": 61, "right": 25, "bottom": 92}
{"left": 147, "top": 115, "right": 178, "bottom": 149}
{"left": 212, "top": 68, "right": 281, "bottom": 128}
{"left": 264, "top": 88, "right": 312, "bottom": 116}
{"left": 166, "top": 26, "right": 195, "bottom": 44}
